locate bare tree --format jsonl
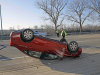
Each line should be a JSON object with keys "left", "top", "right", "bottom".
{"left": 88, "top": 0, "right": 100, "bottom": 20}
{"left": 34, "top": 25, "right": 38, "bottom": 30}
{"left": 36, "top": 0, "right": 68, "bottom": 31}
{"left": 17, "top": 25, "right": 20, "bottom": 30}
{"left": 44, "top": 24, "right": 55, "bottom": 32}
{"left": 9, "top": 26, "right": 15, "bottom": 32}
{"left": 89, "top": 0, "right": 100, "bottom": 14}
{"left": 40, "top": 25, "right": 44, "bottom": 32}
{"left": 66, "top": 0, "right": 93, "bottom": 33}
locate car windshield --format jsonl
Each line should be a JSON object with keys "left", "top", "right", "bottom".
{"left": 23, "top": 50, "right": 58, "bottom": 60}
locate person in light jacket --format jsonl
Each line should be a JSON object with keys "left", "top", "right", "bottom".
{"left": 60, "top": 28, "right": 67, "bottom": 42}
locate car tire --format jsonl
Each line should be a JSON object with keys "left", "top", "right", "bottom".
{"left": 20, "top": 29, "right": 34, "bottom": 42}
{"left": 68, "top": 41, "right": 78, "bottom": 54}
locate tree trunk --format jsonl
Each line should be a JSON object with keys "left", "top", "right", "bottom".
{"left": 79, "top": 16, "right": 82, "bottom": 34}
{"left": 54, "top": 21, "right": 57, "bottom": 31}
{"left": 80, "top": 23, "right": 82, "bottom": 34}
{"left": 55, "top": 26, "right": 57, "bottom": 31}
{"left": 55, "top": 26, "right": 57, "bottom": 33}
{"left": 54, "top": 24, "right": 57, "bottom": 36}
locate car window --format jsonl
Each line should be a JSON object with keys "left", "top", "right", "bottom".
{"left": 23, "top": 50, "right": 58, "bottom": 59}
{"left": 29, "top": 51, "right": 42, "bottom": 58}
{"left": 41, "top": 53, "right": 58, "bottom": 60}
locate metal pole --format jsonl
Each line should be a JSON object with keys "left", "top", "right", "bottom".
{"left": 99, "top": 5, "right": 100, "bottom": 22}
{"left": 1, "top": 15, "right": 3, "bottom": 40}
{"left": 0, "top": 5, "right": 3, "bottom": 40}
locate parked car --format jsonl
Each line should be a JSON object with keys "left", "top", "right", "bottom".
{"left": 17, "top": 30, "right": 47, "bottom": 37}
{"left": 10, "top": 29, "right": 82, "bottom": 60}
{"left": 33, "top": 30, "right": 47, "bottom": 37}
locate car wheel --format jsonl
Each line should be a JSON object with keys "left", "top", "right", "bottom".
{"left": 68, "top": 41, "right": 78, "bottom": 54}
{"left": 21, "top": 29, "right": 34, "bottom": 42}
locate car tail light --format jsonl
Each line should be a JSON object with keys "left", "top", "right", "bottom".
{"left": 10, "top": 41, "right": 14, "bottom": 46}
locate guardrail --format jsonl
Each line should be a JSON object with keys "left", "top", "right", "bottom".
{"left": 0, "top": 36, "right": 10, "bottom": 40}
{"left": 47, "top": 31, "right": 100, "bottom": 36}
{"left": 67, "top": 32, "right": 100, "bottom": 35}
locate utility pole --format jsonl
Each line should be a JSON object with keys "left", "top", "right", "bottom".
{"left": 0, "top": 5, "right": 3, "bottom": 40}
{"left": 99, "top": 5, "right": 100, "bottom": 22}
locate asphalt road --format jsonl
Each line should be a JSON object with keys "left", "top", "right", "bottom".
{"left": 0, "top": 34, "right": 100, "bottom": 75}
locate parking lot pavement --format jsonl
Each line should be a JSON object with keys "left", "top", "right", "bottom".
{"left": 0, "top": 49, "right": 100, "bottom": 75}
{"left": 0, "top": 34, "right": 100, "bottom": 75}
{"left": 0, "top": 56, "right": 83, "bottom": 75}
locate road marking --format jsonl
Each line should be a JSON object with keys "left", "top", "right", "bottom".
{"left": 0, "top": 56, "right": 29, "bottom": 61}
{"left": 87, "top": 36, "right": 100, "bottom": 38}
{"left": 77, "top": 40, "right": 89, "bottom": 42}
{"left": 81, "top": 46, "right": 100, "bottom": 49}
{"left": 77, "top": 41, "right": 85, "bottom": 42}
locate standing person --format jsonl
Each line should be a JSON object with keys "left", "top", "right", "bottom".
{"left": 60, "top": 28, "right": 67, "bottom": 43}
{"left": 58, "top": 28, "right": 67, "bottom": 60}
{"left": 56, "top": 30, "right": 59, "bottom": 37}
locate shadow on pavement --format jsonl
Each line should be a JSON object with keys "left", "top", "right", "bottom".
{"left": 0, "top": 45, "right": 11, "bottom": 60}
{"left": 0, "top": 45, "right": 6, "bottom": 50}
{"left": 0, "top": 55, "right": 12, "bottom": 61}
{"left": 40, "top": 53, "right": 100, "bottom": 75}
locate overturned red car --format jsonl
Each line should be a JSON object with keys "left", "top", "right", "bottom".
{"left": 10, "top": 29, "right": 82, "bottom": 60}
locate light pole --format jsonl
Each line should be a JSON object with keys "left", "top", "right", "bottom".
{"left": 99, "top": 5, "right": 100, "bottom": 22}
{"left": 1, "top": 16, "right": 3, "bottom": 40}
{"left": 0, "top": 5, "right": 3, "bottom": 40}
